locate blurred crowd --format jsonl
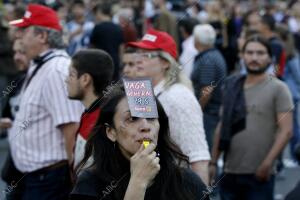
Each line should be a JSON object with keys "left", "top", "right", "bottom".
{"left": 0, "top": 0, "right": 300, "bottom": 200}
{"left": 0, "top": 0, "right": 300, "bottom": 90}
{"left": 0, "top": 0, "right": 300, "bottom": 79}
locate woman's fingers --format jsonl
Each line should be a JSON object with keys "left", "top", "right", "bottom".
{"left": 142, "top": 143, "right": 156, "bottom": 154}
{"left": 149, "top": 152, "right": 156, "bottom": 159}
{"left": 150, "top": 156, "right": 160, "bottom": 173}
{"left": 153, "top": 157, "right": 160, "bottom": 173}
{"left": 135, "top": 144, "right": 144, "bottom": 156}
{"left": 130, "top": 145, "right": 160, "bottom": 186}
{"left": 153, "top": 157, "right": 160, "bottom": 166}
{"left": 133, "top": 143, "right": 156, "bottom": 159}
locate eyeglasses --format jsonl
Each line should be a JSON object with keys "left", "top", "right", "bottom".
{"left": 136, "top": 52, "right": 160, "bottom": 59}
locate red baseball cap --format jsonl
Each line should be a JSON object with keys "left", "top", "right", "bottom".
{"left": 127, "top": 29, "right": 177, "bottom": 59}
{"left": 9, "top": 4, "right": 62, "bottom": 31}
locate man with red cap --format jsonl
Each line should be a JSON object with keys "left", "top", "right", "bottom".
{"left": 8, "top": 4, "right": 83, "bottom": 200}
{"left": 127, "top": 29, "right": 211, "bottom": 184}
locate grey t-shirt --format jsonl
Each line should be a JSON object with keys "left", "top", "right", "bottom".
{"left": 224, "top": 77, "right": 293, "bottom": 174}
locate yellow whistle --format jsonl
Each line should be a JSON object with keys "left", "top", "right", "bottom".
{"left": 143, "top": 140, "right": 150, "bottom": 148}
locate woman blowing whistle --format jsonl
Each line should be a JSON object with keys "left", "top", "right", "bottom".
{"left": 70, "top": 85, "right": 209, "bottom": 200}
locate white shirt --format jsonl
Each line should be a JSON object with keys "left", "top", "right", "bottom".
{"left": 179, "top": 36, "right": 198, "bottom": 78}
{"left": 154, "top": 80, "right": 210, "bottom": 162}
{"left": 288, "top": 17, "right": 300, "bottom": 33}
{"left": 8, "top": 49, "right": 84, "bottom": 173}
{"left": 73, "top": 134, "right": 93, "bottom": 169}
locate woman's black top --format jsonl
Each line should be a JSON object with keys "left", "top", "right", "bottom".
{"left": 70, "top": 168, "right": 210, "bottom": 200}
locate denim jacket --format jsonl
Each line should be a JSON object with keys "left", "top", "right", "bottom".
{"left": 283, "top": 54, "right": 300, "bottom": 100}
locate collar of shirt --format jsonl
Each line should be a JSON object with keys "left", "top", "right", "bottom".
{"left": 84, "top": 98, "right": 101, "bottom": 113}
{"left": 182, "top": 36, "right": 194, "bottom": 49}
{"left": 39, "top": 49, "right": 54, "bottom": 57}
{"left": 33, "top": 49, "right": 55, "bottom": 64}
{"left": 29, "top": 49, "right": 55, "bottom": 66}
{"left": 195, "top": 48, "right": 216, "bottom": 60}
{"left": 23, "top": 49, "right": 55, "bottom": 91}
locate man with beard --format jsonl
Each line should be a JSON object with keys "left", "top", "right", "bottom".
{"left": 209, "top": 35, "right": 293, "bottom": 200}
{"left": 1, "top": 39, "right": 29, "bottom": 131}
{"left": 65, "top": 49, "right": 114, "bottom": 169}
{"left": 1, "top": 38, "right": 29, "bottom": 200}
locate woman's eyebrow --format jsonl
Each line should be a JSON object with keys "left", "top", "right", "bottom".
{"left": 123, "top": 110, "right": 130, "bottom": 114}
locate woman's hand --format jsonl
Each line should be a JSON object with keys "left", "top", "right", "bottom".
{"left": 129, "top": 143, "right": 160, "bottom": 188}
{"left": 124, "top": 144, "right": 160, "bottom": 200}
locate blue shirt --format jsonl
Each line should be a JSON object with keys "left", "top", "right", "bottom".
{"left": 283, "top": 55, "right": 300, "bottom": 100}
{"left": 66, "top": 21, "right": 95, "bottom": 55}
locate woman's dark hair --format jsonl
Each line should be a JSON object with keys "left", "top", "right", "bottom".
{"left": 242, "top": 34, "right": 272, "bottom": 58}
{"left": 77, "top": 84, "right": 197, "bottom": 200}
{"left": 71, "top": 49, "right": 114, "bottom": 96}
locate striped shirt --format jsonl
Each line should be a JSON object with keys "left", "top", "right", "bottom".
{"left": 8, "top": 49, "right": 84, "bottom": 173}
{"left": 191, "top": 48, "right": 227, "bottom": 115}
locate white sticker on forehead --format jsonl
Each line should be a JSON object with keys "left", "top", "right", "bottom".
{"left": 142, "top": 34, "right": 157, "bottom": 42}
{"left": 24, "top": 11, "right": 32, "bottom": 18}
